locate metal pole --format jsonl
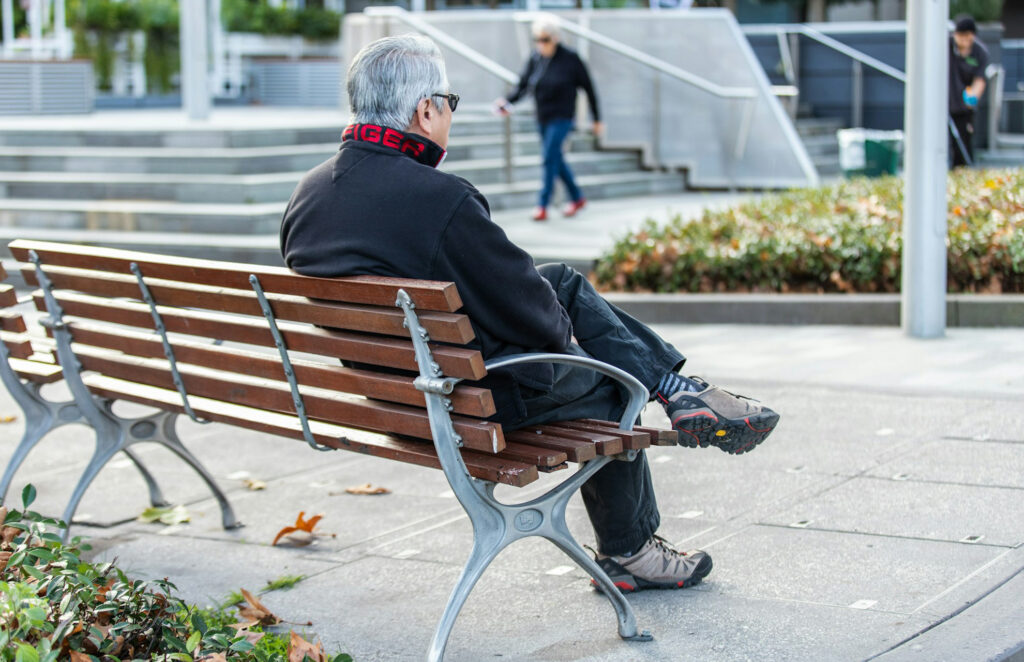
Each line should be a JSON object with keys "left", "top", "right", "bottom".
{"left": 851, "top": 60, "right": 863, "bottom": 127}
{"left": 29, "top": 0, "right": 42, "bottom": 58}
{"left": 179, "top": 0, "right": 211, "bottom": 120}
{"left": 54, "top": 0, "right": 69, "bottom": 58}
{"left": 902, "top": 0, "right": 949, "bottom": 338}
{"left": 503, "top": 114, "right": 514, "bottom": 185}
{"left": 1, "top": 0, "right": 13, "bottom": 57}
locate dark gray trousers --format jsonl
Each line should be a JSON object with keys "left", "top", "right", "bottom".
{"left": 510, "top": 263, "right": 686, "bottom": 556}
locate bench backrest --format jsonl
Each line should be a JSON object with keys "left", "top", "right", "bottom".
{"left": 10, "top": 239, "right": 552, "bottom": 487}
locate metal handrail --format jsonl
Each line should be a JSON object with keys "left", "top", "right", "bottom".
{"left": 797, "top": 25, "right": 907, "bottom": 83}
{"left": 363, "top": 6, "right": 518, "bottom": 183}
{"left": 514, "top": 12, "right": 756, "bottom": 100}
{"left": 365, "top": 6, "right": 518, "bottom": 85}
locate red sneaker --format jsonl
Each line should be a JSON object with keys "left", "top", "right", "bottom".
{"left": 562, "top": 198, "right": 586, "bottom": 217}
{"left": 531, "top": 206, "right": 548, "bottom": 221}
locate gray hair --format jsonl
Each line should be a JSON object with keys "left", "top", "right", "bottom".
{"left": 531, "top": 14, "right": 561, "bottom": 40}
{"left": 346, "top": 35, "right": 449, "bottom": 131}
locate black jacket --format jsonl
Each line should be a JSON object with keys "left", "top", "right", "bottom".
{"left": 506, "top": 44, "right": 600, "bottom": 125}
{"left": 280, "top": 123, "right": 573, "bottom": 423}
{"left": 949, "top": 36, "right": 989, "bottom": 115}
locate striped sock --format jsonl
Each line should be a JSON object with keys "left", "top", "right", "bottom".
{"left": 653, "top": 372, "right": 703, "bottom": 402}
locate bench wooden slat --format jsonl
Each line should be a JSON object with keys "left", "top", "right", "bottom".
{"left": 2, "top": 331, "right": 34, "bottom": 359}
{"left": 71, "top": 345, "right": 505, "bottom": 454}
{"left": 0, "top": 312, "right": 27, "bottom": 333}
{"left": 9, "top": 357, "right": 63, "bottom": 383}
{"left": 11, "top": 240, "right": 463, "bottom": 312}
{"left": 504, "top": 430, "right": 599, "bottom": 463}
{"left": 64, "top": 321, "right": 495, "bottom": 418}
{"left": 83, "top": 375, "right": 538, "bottom": 487}
{"left": 550, "top": 420, "right": 651, "bottom": 450}
{"left": 20, "top": 266, "right": 475, "bottom": 344}
{"left": 529, "top": 425, "right": 625, "bottom": 456}
{"left": 0, "top": 285, "right": 17, "bottom": 309}
{"left": 581, "top": 419, "right": 679, "bottom": 446}
{"left": 34, "top": 291, "right": 487, "bottom": 380}
{"left": 495, "top": 442, "right": 567, "bottom": 468}
{"left": 0, "top": 263, "right": 6, "bottom": 281}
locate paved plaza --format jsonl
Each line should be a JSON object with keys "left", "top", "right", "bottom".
{"left": 1, "top": 320, "right": 1021, "bottom": 662}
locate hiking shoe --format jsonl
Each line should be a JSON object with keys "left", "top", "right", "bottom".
{"left": 662, "top": 378, "right": 780, "bottom": 455}
{"left": 592, "top": 535, "right": 712, "bottom": 593}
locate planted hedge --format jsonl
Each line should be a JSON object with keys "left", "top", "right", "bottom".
{"left": 594, "top": 168, "right": 1024, "bottom": 294}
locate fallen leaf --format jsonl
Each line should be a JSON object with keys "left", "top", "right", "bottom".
{"left": 137, "top": 505, "right": 190, "bottom": 525}
{"left": 0, "top": 415, "right": 15, "bottom": 424}
{"left": 288, "top": 631, "right": 326, "bottom": 662}
{"left": 237, "top": 588, "right": 281, "bottom": 627}
{"left": 0, "top": 551, "right": 11, "bottom": 573}
{"left": 272, "top": 511, "right": 323, "bottom": 546}
{"left": 243, "top": 478, "right": 267, "bottom": 491}
{"left": 197, "top": 653, "right": 228, "bottom": 662}
{"left": 1, "top": 526, "right": 18, "bottom": 545}
{"left": 69, "top": 651, "right": 92, "bottom": 662}
{"left": 342, "top": 483, "right": 391, "bottom": 496}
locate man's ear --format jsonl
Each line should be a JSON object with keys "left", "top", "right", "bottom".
{"left": 409, "top": 98, "right": 431, "bottom": 134}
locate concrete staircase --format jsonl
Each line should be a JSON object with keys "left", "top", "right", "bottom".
{"left": 977, "top": 133, "right": 1024, "bottom": 168}
{"left": 0, "top": 111, "right": 686, "bottom": 265}
{"left": 795, "top": 116, "right": 843, "bottom": 178}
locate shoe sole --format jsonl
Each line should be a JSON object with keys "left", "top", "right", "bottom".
{"left": 592, "top": 555, "right": 713, "bottom": 593}
{"left": 673, "top": 408, "right": 780, "bottom": 455}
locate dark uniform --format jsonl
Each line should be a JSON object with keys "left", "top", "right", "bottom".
{"left": 949, "top": 36, "right": 989, "bottom": 167}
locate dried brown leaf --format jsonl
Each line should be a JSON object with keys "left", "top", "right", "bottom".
{"left": 197, "top": 653, "right": 228, "bottom": 662}
{"left": 0, "top": 415, "right": 16, "bottom": 424}
{"left": 239, "top": 588, "right": 281, "bottom": 626}
{"left": 271, "top": 512, "right": 323, "bottom": 546}
{"left": 1, "top": 526, "right": 17, "bottom": 546}
{"left": 69, "top": 651, "right": 92, "bottom": 662}
{"left": 343, "top": 483, "right": 391, "bottom": 496}
{"left": 0, "top": 551, "right": 11, "bottom": 573}
{"left": 243, "top": 478, "right": 267, "bottom": 491}
{"left": 288, "top": 631, "right": 326, "bottom": 662}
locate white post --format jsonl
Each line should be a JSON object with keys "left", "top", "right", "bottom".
{"left": 2, "top": 0, "right": 14, "bottom": 57}
{"left": 29, "top": 0, "right": 43, "bottom": 58}
{"left": 210, "top": 0, "right": 225, "bottom": 97}
{"left": 54, "top": 0, "right": 71, "bottom": 58}
{"left": 902, "top": 0, "right": 949, "bottom": 338}
{"left": 180, "top": 0, "right": 211, "bottom": 120}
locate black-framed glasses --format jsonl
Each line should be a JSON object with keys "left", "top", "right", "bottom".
{"left": 534, "top": 35, "right": 553, "bottom": 44}
{"left": 432, "top": 92, "right": 460, "bottom": 112}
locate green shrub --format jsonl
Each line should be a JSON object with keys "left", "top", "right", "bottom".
{"left": 221, "top": 0, "right": 341, "bottom": 39}
{"left": 0, "top": 485, "right": 351, "bottom": 662}
{"left": 593, "top": 168, "right": 1024, "bottom": 295}
{"left": 949, "top": 0, "right": 1004, "bottom": 23}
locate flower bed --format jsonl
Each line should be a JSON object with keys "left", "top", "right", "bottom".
{"left": 594, "top": 169, "right": 1024, "bottom": 294}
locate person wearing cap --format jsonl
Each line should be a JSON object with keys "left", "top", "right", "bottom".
{"left": 949, "top": 15, "right": 989, "bottom": 167}
{"left": 495, "top": 16, "right": 602, "bottom": 222}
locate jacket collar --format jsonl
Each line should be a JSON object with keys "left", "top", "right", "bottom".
{"left": 341, "top": 123, "right": 446, "bottom": 168}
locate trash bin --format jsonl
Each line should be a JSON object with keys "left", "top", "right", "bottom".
{"left": 837, "top": 129, "right": 904, "bottom": 178}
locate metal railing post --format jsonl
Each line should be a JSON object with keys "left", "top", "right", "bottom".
{"left": 652, "top": 72, "right": 661, "bottom": 165}
{"left": 503, "top": 114, "right": 514, "bottom": 184}
{"left": 987, "top": 65, "right": 1003, "bottom": 151}
{"left": 851, "top": 60, "right": 864, "bottom": 128}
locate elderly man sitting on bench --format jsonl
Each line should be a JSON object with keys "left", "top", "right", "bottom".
{"left": 279, "top": 35, "right": 780, "bottom": 593}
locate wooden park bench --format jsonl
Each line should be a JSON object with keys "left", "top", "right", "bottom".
{"left": 1, "top": 238, "right": 677, "bottom": 661}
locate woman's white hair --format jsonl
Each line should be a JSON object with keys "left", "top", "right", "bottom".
{"left": 346, "top": 35, "right": 449, "bottom": 131}
{"left": 531, "top": 14, "right": 561, "bottom": 40}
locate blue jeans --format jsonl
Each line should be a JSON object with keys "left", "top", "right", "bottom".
{"left": 538, "top": 119, "right": 582, "bottom": 208}
{"left": 510, "top": 263, "right": 686, "bottom": 556}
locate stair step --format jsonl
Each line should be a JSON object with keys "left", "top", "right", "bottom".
{"left": 800, "top": 133, "right": 840, "bottom": 157}
{"left": 0, "top": 133, "right": 596, "bottom": 175}
{"left": 0, "top": 169, "right": 685, "bottom": 232}
{"left": 795, "top": 116, "right": 845, "bottom": 137}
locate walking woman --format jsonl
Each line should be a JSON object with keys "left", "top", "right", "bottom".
{"left": 496, "top": 16, "right": 602, "bottom": 222}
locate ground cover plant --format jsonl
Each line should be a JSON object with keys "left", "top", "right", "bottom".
{"left": 594, "top": 168, "right": 1024, "bottom": 294}
{"left": 0, "top": 486, "right": 351, "bottom": 662}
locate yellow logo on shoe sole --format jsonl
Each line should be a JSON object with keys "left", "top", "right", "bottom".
{"left": 716, "top": 430, "right": 727, "bottom": 437}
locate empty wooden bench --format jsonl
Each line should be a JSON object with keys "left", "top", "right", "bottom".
{"left": 4, "top": 238, "right": 677, "bottom": 661}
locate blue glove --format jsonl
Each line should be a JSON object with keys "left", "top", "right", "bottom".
{"left": 963, "top": 90, "right": 979, "bottom": 107}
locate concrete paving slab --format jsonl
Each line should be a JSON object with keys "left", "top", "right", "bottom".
{"left": 761, "top": 477, "right": 1024, "bottom": 547}
{"left": 864, "top": 438, "right": 1024, "bottom": 489}
{"left": 699, "top": 524, "right": 1006, "bottom": 614}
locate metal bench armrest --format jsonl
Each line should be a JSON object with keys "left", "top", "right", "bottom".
{"left": 484, "top": 353, "right": 649, "bottom": 431}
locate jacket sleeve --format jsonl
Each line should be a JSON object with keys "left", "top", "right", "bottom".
{"left": 576, "top": 54, "right": 600, "bottom": 122}
{"left": 432, "top": 191, "right": 572, "bottom": 353}
{"left": 505, "top": 55, "right": 535, "bottom": 105}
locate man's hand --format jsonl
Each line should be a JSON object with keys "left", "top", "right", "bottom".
{"left": 592, "top": 121, "right": 605, "bottom": 138}
{"left": 963, "top": 90, "right": 979, "bottom": 108}
{"left": 493, "top": 98, "right": 512, "bottom": 116}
